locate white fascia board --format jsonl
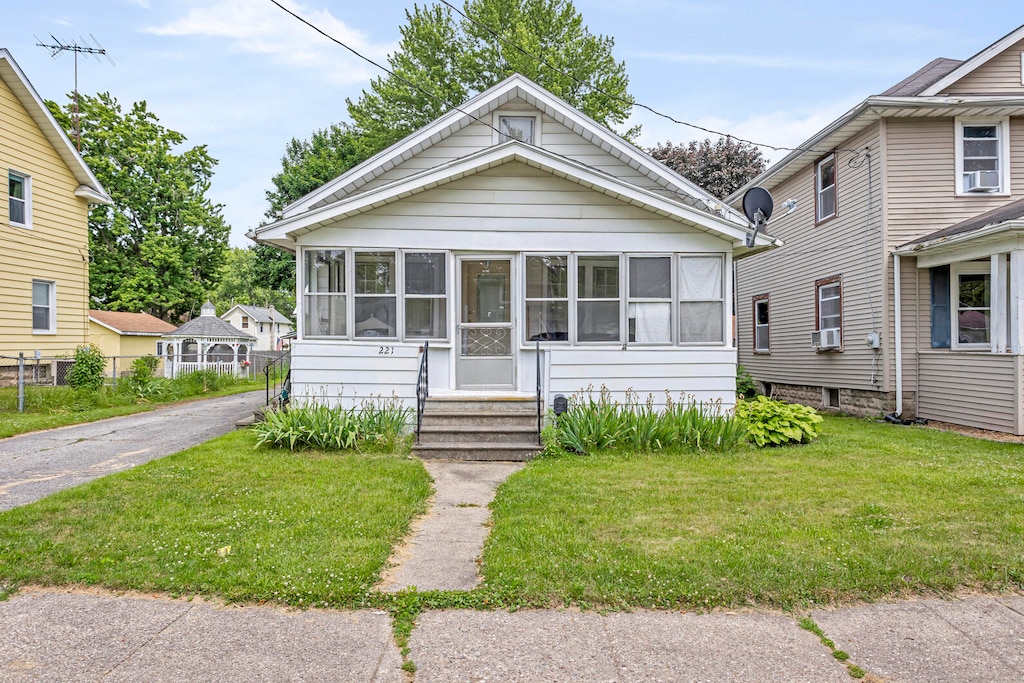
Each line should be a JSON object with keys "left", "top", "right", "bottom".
{"left": 283, "top": 73, "right": 742, "bottom": 225}
{"left": 0, "top": 50, "right": 111, "bottom": 203}
{"left": 88, "top": 317, "right": 123, "bottom": 335}
{"left": 895, "top": 221, "right": 1024, "bottom": 261}
{"left": 920, "top": 25, "right": 1024, "bottom": 96}
{"left": 257, "top": 141, "right": 756, "bottom": 246}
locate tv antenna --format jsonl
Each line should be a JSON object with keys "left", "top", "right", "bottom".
{"left": 35, "top": 34, "right": 114, "bottom": 151}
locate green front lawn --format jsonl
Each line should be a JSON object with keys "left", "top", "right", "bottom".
{"left": 481, "top": 416, "right": 1024, "bottom": 609}
{"left": 0, "top": 430, "right": 431, "bottom": 605}
{"left": 1, "top": 416, "right": 1021, "bottom": 612}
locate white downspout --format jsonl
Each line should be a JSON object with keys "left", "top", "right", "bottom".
{"left": 893, "top": 253, "right": 903, "bottom": 417}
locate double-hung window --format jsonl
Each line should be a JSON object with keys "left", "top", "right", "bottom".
{"left": 304, "top": 249, "right": 346, "bottom": 337}
{"left": 815, "top": 153, "right": 836, "bottom": 223}
{"left": 753, "top": 295, "right": 770, "bottom": 352}
{"left": 953, "top": 263, "right": 990, "bottom": 348}
{"left": 525, "top": 255, "right": 568, "bottom": 341}
{"left": 354, "top": 252, "right": 397, "bottom": 338}
{"left": 678, "top": 256, "right": 724, "bottom": 343}
{"left": 816, "top": 276, "right": 842, "bottom": 349}
{"left": 577, "top": 255, "right": 621, "bottom": 342}
{"left": 405, "top": 252, "right": 447, "bottom": 339}
{"left": 32, "top": 280, "right": 54, "bottom": 333}
{"left": 956, "top": 117, "right": 1009, "bottom": 194}
{"left": 628, "top": 257, "right": 671, "bottom": 343}
{"left": 9, "top": 171, "right": 30, "bottom": 227}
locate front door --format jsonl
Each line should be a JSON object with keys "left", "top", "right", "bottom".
{"left": 457, "top": 256, "right": 515, "bottom": 390}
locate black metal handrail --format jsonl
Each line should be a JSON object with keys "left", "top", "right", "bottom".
{"left": 415, "top": 340, "right": 429, "bottom": 443}
{"left": 264, "top": 350, "right": 290, "bottom": 407}
{"left": 535, "top": 339, "right": 542, "bottom": 445}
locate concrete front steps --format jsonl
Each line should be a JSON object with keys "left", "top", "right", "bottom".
{"left": 412, "top": 396, "right": 543, "bottom": 461}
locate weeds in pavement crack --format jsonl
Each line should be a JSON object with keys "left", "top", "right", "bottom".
{"left": 798, "top": 616, "right": 866, "bottom": 679}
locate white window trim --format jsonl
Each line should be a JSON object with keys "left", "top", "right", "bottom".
{"left": 678, "top": 254, "right": 726, "bottom": 346}
{"left": 815, "top": 154, "right": 836, "bottom": 223}
{"left": 523, "top": 253, "right": 571, "bottom": 345}
{"left": 575, "top": 253, "right": 624, "bottom": 345}
{"left": 951, "top": 261, "right": 994, "bottom": 350}
{"left": 954, "top": 116, "right": 1011, "bottom": 197}
{"left": 9, "top": 170, "right": 31, "bottom": 229}
{"left": 753, "top": 296, "right": 770, "bottom": 353}
{"left": 492, "top": 111, "right": 541, "bottom": 146}
{"left": 32, "top": 279, "right": 56, "bottom": 334}
{"left": 626, "top": 254, "right": 674, "bottom": 346}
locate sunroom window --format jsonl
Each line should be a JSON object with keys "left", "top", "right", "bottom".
{"left": 405, "top": 252, "right": 447, "bottom": 339}
{"left": 628, "top": 256, "right": 671, "bottom": 343}
{"left": 304, "top": 249, "right": 346, "bottom": 337}
{"left": 525, "top": 255, "right": 568, "bottom": 341}
{"left": 678, "top": 256, "right": 724, "bottom": 343}
{"left": 953, "top": 264, "right": 990, "bottom": 347}
{"left": 577, "top": 255, "right": 620, "bottom": 342}
{"left": 354, "top": 252, "right": 397, "bottom": 338}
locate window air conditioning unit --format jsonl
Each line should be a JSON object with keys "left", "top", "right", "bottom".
{"left": 811, "top": 328, "right": 841, "bottom": 350}
{"left": 964, "top": 170, "right": 1000, "bottom": 192}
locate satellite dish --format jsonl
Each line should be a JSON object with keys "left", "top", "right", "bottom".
{"left": 742, "top": 187, "right": 774, "bottom": 248}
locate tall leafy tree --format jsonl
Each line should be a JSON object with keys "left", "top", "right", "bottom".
{"left": 210, "top": 247, "right": 295, "bottom": 316}
{"left": 48, "top": 93, "right": 229, "bottom": 321}
{"left": 347, "top": 0, "right": 634, "bottom": 159}
{"left": 648, "top": 137, "right": 767, "bottom": 200}
{"left": 264, "top": 123, "right": 363, "bottom": 218}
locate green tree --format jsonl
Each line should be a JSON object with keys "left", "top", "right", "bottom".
{"left": 48, "top": 93, "right": 229, "bottom": 321}
{"left": 648, "top": 137, "right": 767, "bottom": 200}
{"left": 264, "top": 123, "right": 362, "bottom": 218}
{"left": 347, "top": 0, "right": 633, "bottom": 159}
{"left": 210, "top": 246, "right": 295, "bottom": 316}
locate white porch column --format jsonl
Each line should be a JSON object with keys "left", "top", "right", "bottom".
{"left": 1011, "top": 250, "right": 1024, "bottom": 353}
{"left": 992, "top": 254, "right": 1007, "bottom": 353}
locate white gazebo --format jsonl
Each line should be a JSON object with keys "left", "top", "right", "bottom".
{"left": 163, "top": 302, "right": 256, "bottom": 378}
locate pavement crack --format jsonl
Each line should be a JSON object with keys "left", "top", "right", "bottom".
{"left": 100, "top": 602, "right": 195, "bottom": 679}
{"left": 925, "top": 599, "right": 1020, "bottom": 673}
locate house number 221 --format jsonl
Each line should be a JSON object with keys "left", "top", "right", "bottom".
{"left": 378, "top": 346, "right": 394, "bottom": 355}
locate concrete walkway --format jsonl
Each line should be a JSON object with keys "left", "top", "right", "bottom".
{"left": 378, "top": 461, "right": 525, "bottom": 592}
{"left": 2, "top": 588, "right": 1022, "bottom": 682}
{"left": 0, "top": 391, "right": 264, "bottom": 511}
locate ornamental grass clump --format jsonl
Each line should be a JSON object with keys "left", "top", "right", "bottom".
{"left": 547, "top": 386, "right": 745, "bottom": 456}
{"left": 254, "top": 397, "right": 412, "bottom": 452}
{"left": 735, "top": 395, "right": 823, "bottom": 447}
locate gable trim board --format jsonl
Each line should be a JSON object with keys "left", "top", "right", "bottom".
{"left": 0, "top": 49, "right": 111, "bottom": 206}
{"left": 278, "top": 74, "right": 747, "bottom": 227}
{"left": 920, "top": 25, "right": 1024, "bottom": 96}
{"left": 257, "top": 140, "right": 777, "bottom": 256}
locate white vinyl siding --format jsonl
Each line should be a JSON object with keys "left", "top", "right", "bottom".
{"left": 942, "top": 37, "right": 1024, "bottom": 95}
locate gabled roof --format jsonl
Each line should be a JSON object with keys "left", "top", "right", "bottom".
{"left": 919, "top": 24, "right": 1024, "bottom": 96}
{"left": 727, "top": 24, "right": 1024, "bottom": 204}
{"left": 0, "top": 49, "right": 111, "bottom": 205}
{"left": 168, "top": 303, "right": 255, "bottom": 340}
{"left": 279, "top": 73, "right": 746, "bottom": 227}
{"left": 89, "top": 310, "right": 177, "bottom": 336}
{"left": 881, "top": 58, "right": 962, "bottom": 97}
{"left": 256, "top": 140, "right": 778, "bottom": 256}
{"left": 223, "top": 304, "right": 292, "bottom": 324}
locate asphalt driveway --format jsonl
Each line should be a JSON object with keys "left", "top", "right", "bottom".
{"left": 0, "top": 391, "right": 264, "bottom": 512}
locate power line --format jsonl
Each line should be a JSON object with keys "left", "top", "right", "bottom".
{"left": 436, "top": 0, "right": 853, "bottom": 156}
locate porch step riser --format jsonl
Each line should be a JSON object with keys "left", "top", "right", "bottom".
{"left": 418, "top": 429, "right": 539, "bottom": 445}
{"left": 423, "top": 399, "right": 540, "bottom": 414}
{"left": 421, "top": 414, "right": 539, "bottom": 429}
{"left": 411, "top": 445, "right": 541, "bottom": 462}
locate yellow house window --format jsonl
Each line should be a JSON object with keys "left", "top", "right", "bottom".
{"left": 9, "top": 171, "right": 30, "bottom": 227}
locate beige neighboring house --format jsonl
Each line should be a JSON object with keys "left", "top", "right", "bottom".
{"left": 731, "top": 24, "right": 1024, "bottom": 435}
{"left": 221, "top": 304, "right": 293, "bottom": 351}
{"left": 0, "top": 49, "right": 111, "bottom": 359}
{"left": 254, "top": 74, "right": 775, "bottom": 412}
{"left": 89, "top": 310, "right": 177, "bottom": 374}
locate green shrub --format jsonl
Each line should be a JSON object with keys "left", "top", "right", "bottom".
{"left": 736, "top": 364, "right": 757, "bottom": 399}
{"left": 131, "top": 355, "right": 160, "bottom": 380}
{"left": 66, "top": 344, "right": 107, "bottom": 392}
{"left": 548, "top": 387, "right": 745, "bottom": 456}
{"left": 253, "top": 399, "right": 412, "bottom": 452}
{"left": 735, "top": 396, "right": 823, "bottom": 447}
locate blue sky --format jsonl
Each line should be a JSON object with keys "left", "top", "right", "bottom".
{"left": 2, "top": 2, "right": 1021, "bottom": 246}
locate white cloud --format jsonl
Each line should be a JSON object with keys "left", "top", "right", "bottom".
{"left": 145, "top": 0, "right": 395, "bottom": 86}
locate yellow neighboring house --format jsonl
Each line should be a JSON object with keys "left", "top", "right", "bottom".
{"left": 88, "top": 310, "right": 177, "bottom": 374}
{"left": 0, "top": 48, "right": 111, "bottom": 358}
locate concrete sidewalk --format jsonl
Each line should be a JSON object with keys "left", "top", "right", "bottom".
{"left": 2, "top": 588, "right": 1022, "bottom": 682}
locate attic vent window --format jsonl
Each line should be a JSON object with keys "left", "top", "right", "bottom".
{"left": 499, "top": 116, "right": 535, "bottom": 144}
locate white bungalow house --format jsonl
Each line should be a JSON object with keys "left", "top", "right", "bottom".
{"left": 163, "top": 302, "right": 255, "bottom": 378}
{"left": 253, "top": 74, "right": 776, "bottom": 451}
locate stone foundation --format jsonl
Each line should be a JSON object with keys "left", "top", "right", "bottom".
{"left": 759, "top": 381, "right": 917, "bottom": 419}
